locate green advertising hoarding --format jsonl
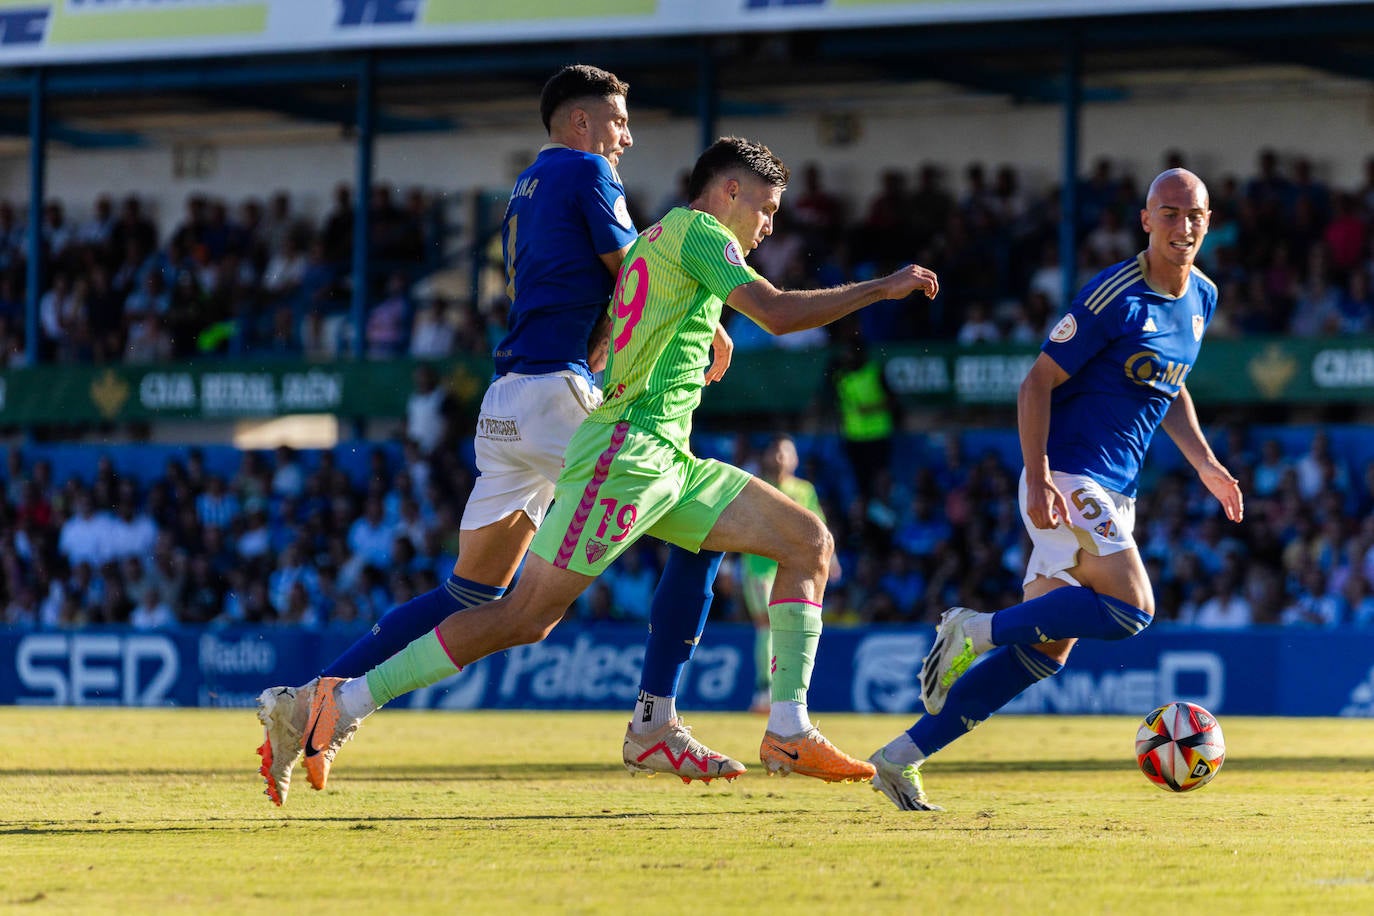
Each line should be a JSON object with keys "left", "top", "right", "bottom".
{"left": 1, "top": 336, "right": 1372, "bottom": 424}
{"left": 698, "top": 336, "right": 1374, "bottom": 415}
{"left": 0, "top": 358, "right": 491, "bottom": 425}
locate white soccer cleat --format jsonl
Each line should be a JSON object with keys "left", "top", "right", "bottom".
{"left": 256, "top": 679, "right": 317, "bottom": 806}
{"left": 919, "top": 607, "right": 986, "bottom": 715}
{"left": 623, "top": 719, "right": 746, "bottom": 784}
{"left": 868, "top": 749, "right": 942, "bottom": 811}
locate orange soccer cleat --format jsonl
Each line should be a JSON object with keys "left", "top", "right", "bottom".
{"left": 759, "top": 725, "right": 878, "bottom": 783}
{"left": 301, "top": 676, "right": 363, "bottom": 791}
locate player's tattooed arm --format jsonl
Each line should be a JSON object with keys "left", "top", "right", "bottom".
{"left": 587, "top": 310, "right": 612, "bottom": 373}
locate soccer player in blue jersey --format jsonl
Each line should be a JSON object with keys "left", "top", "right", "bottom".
{"left": 867, "top": 168, "right": 1245, "bottom": 810}
{"left": 255, "top": 64, "right": 739, "bottom": 805}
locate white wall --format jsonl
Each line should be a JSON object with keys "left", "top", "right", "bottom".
{"left": 6, "top": 82, "right": 1374, "bottom": 234}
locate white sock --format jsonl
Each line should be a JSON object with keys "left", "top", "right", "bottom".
{"left": 766, "top": 700, "right": 811, "bottom": 736}
{"left": 966, "top": 613, "right": 995, "bottom": 653}
{"left": 338, "top": 676, "right": 378, "bottom": 721}
{"left": 880, "top": 731, "right": 927, "bottom": 768}
{"left": 630, "top": 690, "right": 676, "bottom": 734}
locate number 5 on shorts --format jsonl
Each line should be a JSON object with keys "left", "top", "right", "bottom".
{"left": 1070, "top": 487, "right": 1103, "bottom": 521}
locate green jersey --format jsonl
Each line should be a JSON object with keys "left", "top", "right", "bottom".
{"left": 586, "top": 207, "right": 759, "bottom": 453}
{"left": 741, "top": 475, "right": 824, "bottom": 579}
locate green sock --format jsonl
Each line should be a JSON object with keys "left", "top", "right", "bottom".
{"left": 753, "top": 627, "right": 773, "bottom": 692}
{"left": 365, "top": 629, "right": 462, "bottom": 707}
{"left": 767, "top": 600, "right": 822, "bottom": 705}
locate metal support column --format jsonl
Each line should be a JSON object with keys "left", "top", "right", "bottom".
{"left": 697, "top": 40, "right": 717, "bottom": 153}
{"left": 25, "top": 68, "right": 46, "bottom": 366}
{"left": 350, "top": 52, "right": 376, "bottom": 360}
{"left": 1058, "top": 32, "right": 1082, "bottom": 312}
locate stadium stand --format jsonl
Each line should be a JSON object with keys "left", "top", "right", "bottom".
{"left": 6, "top": 421, "right": 1374, "bottom": 632}
{"left": 6, "top": 148, "right": 1374, "bottom": 371}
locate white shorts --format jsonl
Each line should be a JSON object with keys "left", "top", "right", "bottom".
{"left": 459, "top": 371, "right": 601, "bottom": 531}
{"left": 1019, "top": 469, "right": 1136, "bottom": 588}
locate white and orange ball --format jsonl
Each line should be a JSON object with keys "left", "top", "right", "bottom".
{"left": 1136, "top": 701, "right": 1226, "bottom": 792}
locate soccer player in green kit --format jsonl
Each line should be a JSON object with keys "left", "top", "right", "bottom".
{"left": 295, "top": 137, "right": 939, "bottom": 789}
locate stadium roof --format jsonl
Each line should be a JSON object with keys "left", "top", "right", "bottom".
{"left": 0, "top": 3, "right": 1371, "bottom": 153}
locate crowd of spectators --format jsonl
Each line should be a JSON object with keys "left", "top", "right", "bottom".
{"left": 718, "top": 149, "right": 1374, "bottom": 350}
{"left": 3, "top": 422, "right": 1373, "bottom": 632}
{"left": 0, "top": 183, "right": 496, "bottom": 368}
{"left": 4, "top": 148, "right": 1374, "bottom": 369}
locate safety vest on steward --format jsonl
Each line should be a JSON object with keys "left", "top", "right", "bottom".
{"left": 835, "top": 360, "right": 894, "bottom": 442}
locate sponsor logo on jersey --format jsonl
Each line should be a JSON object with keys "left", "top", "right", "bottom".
{"left": 643, "top": 223, "right": 663, "bottom": 242}
{"left": 585, "top": 540, "right": 608, "bottom": 564}
{"left": 1143, "top": 317, "right": 1157, "bottom": 332}
{"left": 613, "top": 195, "right": 632, "bottom": 229}
{"left": 1049, "top": 314, "right": 1077, "bottom": 343}
{"left": 724, "top": 240, "right": 746, "bottom": 267}
{"left": 1124, "top": 350, "right": 1191, "bottom": 389}
{"left": 1193, "top": 313, "right": 1205, "bottom": 341}
{"left": 477, "top": 415, "right": 520, "bottom": 441}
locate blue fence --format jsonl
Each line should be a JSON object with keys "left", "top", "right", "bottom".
{"left": 3, "top": 624, "right": 1372, "bottom": 717}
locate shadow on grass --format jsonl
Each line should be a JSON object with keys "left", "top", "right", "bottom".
{"left": 4, "top": 755, "right": 1367, "bottom": 782}
{"left": 0, "top": 809, "right": 726, "bottom": 837}
{"left": 0, "top": 761, "right": 612, "bottom": 779}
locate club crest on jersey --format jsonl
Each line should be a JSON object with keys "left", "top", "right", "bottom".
{"left": 586, "top": 540, "right": 608, "bottom": 564}
{"left": 1192, "top": 314, "right": 1204, "bottom": 341}
{"left": 1049, "top": 314, "right": 1077, "bottom": 343}
{"left": 613, "top": 196, "right": 633, "bottom": 229}
{"left": 724, "top": 240, "right": 746, "bottom": 267}
{"left": 1093, "top": 519, "right": 1119, "bottom": 540}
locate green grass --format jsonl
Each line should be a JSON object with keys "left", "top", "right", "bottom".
{"left": 2, "top": 709, "right": 1373, "bottom": 913}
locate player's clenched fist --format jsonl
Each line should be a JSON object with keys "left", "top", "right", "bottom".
{"left": 884, "top": 264, "right": 939, "bottom": 300}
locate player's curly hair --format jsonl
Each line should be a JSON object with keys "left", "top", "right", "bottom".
{"left": 539, "top": 65, "right": 630, "bottom": 133}
{"left": 687, "top": 137, "right": 790, "bottom": 200}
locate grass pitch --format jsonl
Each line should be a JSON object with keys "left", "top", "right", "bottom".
{"left": 3, "top": 708, "right": 1374, "bottom": 914}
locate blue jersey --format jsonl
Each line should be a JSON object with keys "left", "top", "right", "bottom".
{"left": 494, "top": 145, "right": 638, "bottom": 379}
{"left": 1041, "top": 252, "right": 1218, "bottom": 497}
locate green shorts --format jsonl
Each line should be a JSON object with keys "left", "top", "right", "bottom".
{"left": 530, "top": 420, "right": 752, "bottom": 576}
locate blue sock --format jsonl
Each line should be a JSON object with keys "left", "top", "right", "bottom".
{"left": 321, "top": 575, "right": 504, "bottom": 678}
{"left": 637, "top": 546, "right": 722, "bottom": 697}
{"left": 908, "top": 645, "right": 1063, "bottom": 757}
{"left": 991, "top": 587, "right": 1151, "bottom": 646}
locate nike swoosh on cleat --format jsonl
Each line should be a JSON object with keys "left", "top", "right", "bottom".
{"left": 768, "top": 744, "right": 800, "bottom": 760}
{"left": 303, "top": 720, "right": 322, "bottom": 758}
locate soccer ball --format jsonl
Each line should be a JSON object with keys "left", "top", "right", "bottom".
{"left": 1135, "top": 701, "right": 1226, "bottom": 792}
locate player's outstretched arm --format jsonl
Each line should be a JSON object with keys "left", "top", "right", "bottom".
{"left": 704, "top": 322, "right": 733, "bottom": 385}
{"left": 1017, "top": 353, "right": 1070, "bottom": 529}
{"left": 725, "top": 263, "right": 938, "bottom": 336}
{"left": 1161, "top": 385, "right": 1244, "bottom": 522}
